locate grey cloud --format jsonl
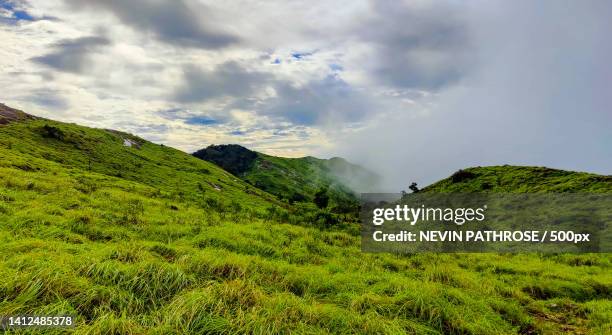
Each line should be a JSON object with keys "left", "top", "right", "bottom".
{"left": 27, "top": 89, "right": 70, "bottom": 110}
{"left": 336, "top": 1, "right": 612, "bottom": 190}
{"left": 174, "top": 60, "right": 376, "bottom": 126}
{"left": 360, "top": 1, "right": 472, "bottom": 90}
{"left": 65, "top": 0, "right": 237, "bottom": 49}
{"left": 31, "top": 36, "right": 110, "bottom": 73}
{"left": 121, "top": 122, "right": 170, "bottom": 134}
{"left": 259, "top": 74, "right": 374, "bottom": 126}
{"left": 173, "top": 61, "right": 270, "bottom": 103}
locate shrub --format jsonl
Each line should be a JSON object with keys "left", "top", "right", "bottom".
{"left": 41, "top": 124, "right": 65, "bottom": 140}
{"left": 314, "top": 187, "right": 330, "bottom": 209}
{"left": 450, "top": 169, "right": 476, "bottom": 183}
{"left": 315, "top": 211, "right": 338, "bottom": 228}
{"left": 289, "top": 192, "right": 307, "bottom": 204}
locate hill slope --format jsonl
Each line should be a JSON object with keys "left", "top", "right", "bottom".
{"left": 0, "top": 105, "right": 610, "bottom": 334}
{"left": 0, "top": 104, "right": 281, "bottom": 212}
{"left": 423, "top": 165, "right": 612, "bottom": 193}
{"left": 193, "top": 144, "right": 380, "bottom": 211}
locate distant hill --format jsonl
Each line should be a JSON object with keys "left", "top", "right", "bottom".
{"left": 194, "top": 144, "right": 380, "bottom": 211}
{"left": 423, "top": 165, "right": 612, "bottom": 193}
{"left": 192, "top": 144, "right": 258, "bottom": 176}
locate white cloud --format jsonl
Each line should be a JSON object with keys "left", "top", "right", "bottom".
{"left": 0, "top": 0, "right": 609, "bottom": 186}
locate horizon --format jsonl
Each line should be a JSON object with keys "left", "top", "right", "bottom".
{"left": 1, "top": 100, "right": 609, "bottom": 193}
{"left": 1, "top": 0, "right": 611, "bottom": 188}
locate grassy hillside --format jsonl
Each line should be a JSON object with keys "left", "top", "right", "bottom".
{"left": 194, "top": 144, "right": 380, "bottom": 212}
{"left": 423, "top": 166, "right": 612, "bottom": 193}
{"left": 0, "top": 106, "right": 610, "bottom": 334}
{"left": 0, "top": 105, "right": 281, "bottom": 212}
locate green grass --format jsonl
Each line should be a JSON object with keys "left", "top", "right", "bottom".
{"left": 424, "top": 166, "right": 612, "bottom": 193}
{"left": 0, "top": 115, "right": 610, "bottom": 334}
{"left": 0, "top": 118, "right": 282, "bottom": 211}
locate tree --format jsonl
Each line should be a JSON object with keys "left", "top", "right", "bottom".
{"left": 313, "top": 187, "right": 330, "bottom": 209}
{"left": 41, "top": 124, "right": 64, "bottom": 140}
{"left": 289, "top": 192, "right": 307, "bottom": 204}
{"left": 409, "top": 182, "right": 420, "bottom": 193}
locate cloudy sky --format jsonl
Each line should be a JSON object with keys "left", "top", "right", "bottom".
{"left": 1, "top": 0, "right": 611, "bottom": 188}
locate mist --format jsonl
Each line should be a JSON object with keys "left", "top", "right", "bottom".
{"left": 333, "top": 1, "right": 612, "bottom": 192}
{"left": 2, "top": 0, "right": 610, "bottom": 190}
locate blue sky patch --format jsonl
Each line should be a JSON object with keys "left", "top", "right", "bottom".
{"left": 0, "top": 0, "right": 35, "bottom": 21}
{"left": 329, "top": 63, "right": 344, "bottom": 72}
{"left": 291, "top": 52, "right": 313, "bottom": 60}
{"left": 13, "top": 9, "right": 33, "bottom": 21}
{"left": 0, "top": 0, "right": 13, "bottom": 11}
{"left": 184, "top": 116, "right": 220, "bottom": 126}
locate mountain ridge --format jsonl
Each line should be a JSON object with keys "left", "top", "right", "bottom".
{"left": 193, "top": 144, "right": 380, "bottom": 211}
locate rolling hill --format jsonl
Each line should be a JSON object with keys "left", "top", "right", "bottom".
{"left": 193, "top": 144, "right": 380, "bottom": 212}
{"left": 0, "top": 104, "right": 610, "bottom": 334}
{"left": 423, "top": 165, "right": 612, "bottom": 193}
{"left": 0, "top": 104, "right": 282, "bottom": 212}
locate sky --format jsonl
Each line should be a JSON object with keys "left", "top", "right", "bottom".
{"left": 1, "top": 0, "right": 611, "bottom": 189}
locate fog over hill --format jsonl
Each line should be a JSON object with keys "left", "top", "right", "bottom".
{"left": 325, "top": 1, "right": 612, "bottom": 190}
{"left": 2, "top": 1, "right": 609, "bottom": 190}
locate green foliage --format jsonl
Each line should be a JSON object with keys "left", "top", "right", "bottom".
{"left": 409, "top": 182, "right": 420, "bottom": 193}
{"left": 0, "top": 115, "right": 610, "bottom": 334}
{"left": 40, "top": 124, "right": 65, "bottom": 140}
{"left": 313, "top": 187, "right": 330, "bottom": 209}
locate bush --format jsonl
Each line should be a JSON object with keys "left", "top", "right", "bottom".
{"left": 41, "top": 124, "right": 65, "bottom": 140}
{"left": 204, "top": 197, "right": 226, "bottom": 212}
{"left": 315, "top": 211, "right": 338, "bottom": 228}
{"left": 450, "top": 169, "right": 476, "bottom": 183}
{"left": 289, "top": 192, "right": 307, "bottom": 204}
{"left": 314, "top": 187, "right": 330, "bottom": 209}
